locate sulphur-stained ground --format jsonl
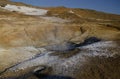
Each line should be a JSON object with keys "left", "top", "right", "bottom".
{"left": 0, "top": 0, "right": 120, "bottom": 79}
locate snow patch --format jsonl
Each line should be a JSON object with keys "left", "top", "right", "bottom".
{"left": 51, "top": 41, "right": 120, "bottom": 75}
{"left": 68, "top": 10, "right": 82, "bottom": 17}
{"left": 5, "top": 41, "right": 119, "bottom": 73}
{"left": 69, "top": 10, "right": 74, "bottom": 14}
{"left": 79, "top": 41, "right": 117, "bottom": 50}
{"left": 0, "top": 4, "right": 48, "bottom": 15}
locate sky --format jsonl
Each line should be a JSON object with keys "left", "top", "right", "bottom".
{"left": 12, "top": 0, "right": 120, "bottom": 14}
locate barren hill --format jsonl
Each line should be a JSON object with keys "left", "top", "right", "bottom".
{"left": 0, "top": 0, "right": 120, "bottom": 79}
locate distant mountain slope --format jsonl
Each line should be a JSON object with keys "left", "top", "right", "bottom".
{"left": 0, "top": 0, "right": 120, "bottom": 47}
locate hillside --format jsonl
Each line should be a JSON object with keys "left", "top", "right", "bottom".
{"left": 0, "top": 0, "right": 120, "bottom": 79}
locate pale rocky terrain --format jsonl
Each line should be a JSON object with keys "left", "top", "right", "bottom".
{"left": 0, "top": 0, "right": 120, "bottom": 79}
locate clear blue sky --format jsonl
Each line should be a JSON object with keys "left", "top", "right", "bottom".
{"left": 12, "top": 0, "right": 120, "bottom": 14}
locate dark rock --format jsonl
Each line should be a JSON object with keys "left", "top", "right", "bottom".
{"left": 34, "top": 74, "right": 74, "bottom": 79}
{"left": 33, "top": 66, "right": 74, "bottom": 79}
{"left": 75, "top": 37, "right": 101, "bottom": 47}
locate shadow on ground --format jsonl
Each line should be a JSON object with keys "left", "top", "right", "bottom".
{"left": 34, "top": 74, "right": 74, "bottom": 79}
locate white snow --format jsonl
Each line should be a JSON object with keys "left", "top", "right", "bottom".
{"left": 68, "top": 10, "right": 82, "bottom": 17}
{"left": 0, "top": 4, "right": 48, "bottom": 15}
{"left": 78, "top": 41, "right": 119, "bottom": 57}
{"left": 79, "top": 41, "right": 117, "bottom": 51}
{"left": 52, "top": 41, "right": 120, "bottom": 75}
{"left": 8, "top": 41, "right": 119, "bottom": 72}
{"left": 69, "top": 10, "right": 74, "bottom": 14}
